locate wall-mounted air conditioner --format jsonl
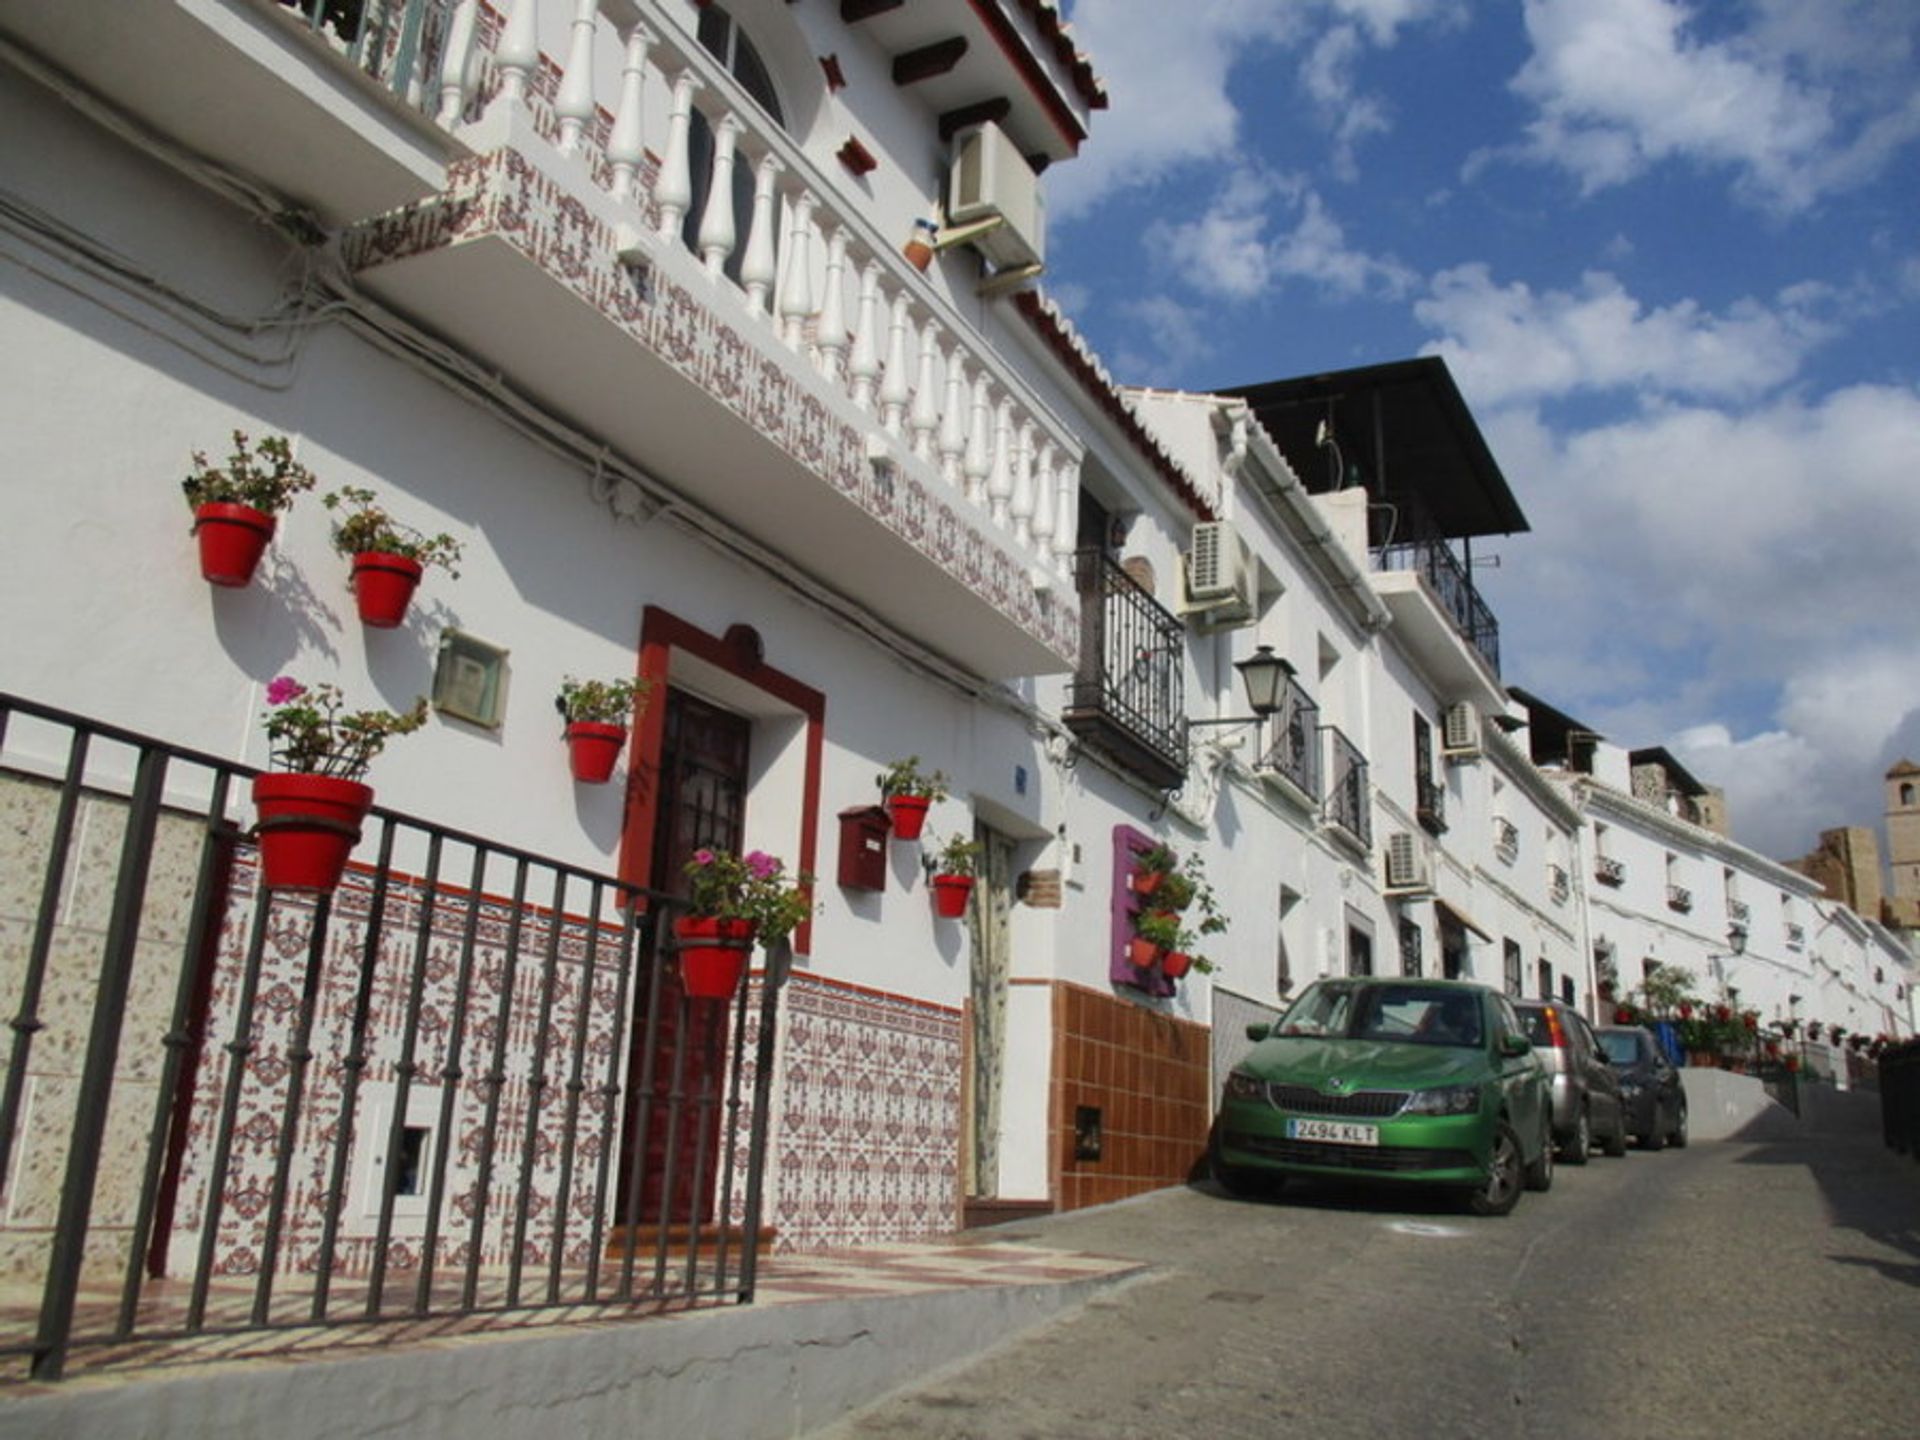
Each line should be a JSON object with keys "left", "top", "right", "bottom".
{"left": 1441, "top": 701, "right": 1481, "bottom": 759}
{"left": 1180, "top": 520, "right": 1256, "bottom": 627}
{"left": 1384, "top": 831, "right": 1430, "bottom": 893}
{"left": 948, "top": 123, "right": 1046, "bottom": 270}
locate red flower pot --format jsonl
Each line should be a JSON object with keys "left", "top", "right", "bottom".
{"left": 674, "top": 915, "right": 755, "bottom": 999}
{"left": 350, "top": 551, "right": 423, "bottom": 628}
{"left": 1130, "top": 869, "right": 1165, "bottom": 898}
{"left": 1161, "top": 951, "right": 1193, "bottom": 981}
{"left": 931, "top": 874, "right": 974, "bottom": 918}
{"left": 886, "top": 794, "right": 931, "bottom": 840}
{"left": 252, "top": 772, "right": 373, "bottom": 894}
{"left": 193, "top": 503, "right": 276, "bottom": 587}
{"left": 565, "top": 721, "right": 626, "bottom": 783}
{"left": 1125, "top": 935, "right": 1161, "bottom": 969}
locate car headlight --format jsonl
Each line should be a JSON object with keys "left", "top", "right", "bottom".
{"left": 1225, "top": 1071, "right": 1266, "bottom": 1102}
{"left": 1618, "top": 1079, "right": 1644, "bottom": 1097}
{"left": 1403, "top": 1083, "right": 1483, "bottom": 1116}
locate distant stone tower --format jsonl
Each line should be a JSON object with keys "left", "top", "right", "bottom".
{"left": 1888, "top": 760, "right": 1920, "bottom": 921}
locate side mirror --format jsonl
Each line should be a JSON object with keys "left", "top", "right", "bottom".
{"left": 1499, "top": 1033, "right": 1532, "bottom": 1058}
{"left": 1246, "top": 1023, "right": 1272, "bottom": 1042}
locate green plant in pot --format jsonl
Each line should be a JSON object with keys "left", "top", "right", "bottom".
{"left": 183, "top": 431, "right": 317, "bottom": 587}
{"left": 555, "top": 674, "right": 653, "bottom": 784}
{"left": 929, "top": 833, "right": 981, "bottom": 919}
{"left": 677, "top": 848, "right": 817, "bottom": 1000}
{"left": 876, "top": 755, "right": 948, "bottom": 840}
{"left": 1131, "top": 843, "right": 1177, "bottom": 898}
{"left": 323, "top": 485, "right": 464, "bottom": 628}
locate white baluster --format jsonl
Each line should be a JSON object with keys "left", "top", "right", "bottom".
{"left": 554, "top": 0, "right": 600, "bottom": 155}
{"left": 1054, "top": 460, "right": 1080, "bottom": 578}
{"left": 654, "top": 71, "right": 699, "bottom": 239}
{"left": 436, "top": 0, "right": 481, "bottom": 126}
{"left": 878, "top": 293, "right": 911, "bottom": 436}
{"left": 909, "top": 321, "right": 940, "bottom": 462}
{"left": 988, "top": 398, "right": 1015, "bottom": 528}
{"left": 697, "top": 113, "right": 743, "bottom": 277}
{"left": 494, "top": 0, "right": 541, "bottom": 109}
{"left": 1031, "top": 441, "right": 1058, "bottom": 562}
{"left": 740, "top": 153, "right": 782, "bottom": 316}
{"left": 1010, "top": 421, "right": 1036, "bottom": 548}
{"left": 963, "top": 377, "right": 992, "bottom": 508}
{"left": 938, "top": 348, "right": 968, "bottom": 487}
{"left": 778, "top": 191, "right": 818, "bottom": 351}
{"left": 816, "top": 229, "right": 851, "bottom": 381}
{"left": 607, "top": 25, "right": 654, "bottom": 202}
{"left": 847, "top": 263, "right": 881, "bottom": 411}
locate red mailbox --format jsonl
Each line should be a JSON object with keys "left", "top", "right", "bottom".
{"left": 837, "top": 805, "right": 892, "bottom": 892}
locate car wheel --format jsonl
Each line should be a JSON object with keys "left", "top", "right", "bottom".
{"left": 1468, "top": 1122, "right": 1525, "bottom": 1216}
{"left": 1523, "top": 1116, "right": 1555, "bottom": 1192}
{"left": 1209, "top": 1132, "right": 1284, "bottom": 1200}
{"left": 1669, "top": 1103, "right": 1688, "bottom": 1149}
{"left": 1561, "top": 1106, "right": 1591, "bottom": 1165}
{"left": 1638, "top": 1116, "right": 1666, "bottom": 1152}
{"left": 1602, "top": 1112, "right": 1629, "bottom": 1158}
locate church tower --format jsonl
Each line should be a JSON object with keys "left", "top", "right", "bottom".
{"left": 1886, "top": 760, "right": 1920, "bottom": 912}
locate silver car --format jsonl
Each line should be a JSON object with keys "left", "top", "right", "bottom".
{"left": 1514, "top": 1000, "right": 1628, "bottom": 1162}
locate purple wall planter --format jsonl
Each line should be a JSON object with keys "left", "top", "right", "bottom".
{"left": 1111, "top": 824, "right": 1173, "bottom": 998}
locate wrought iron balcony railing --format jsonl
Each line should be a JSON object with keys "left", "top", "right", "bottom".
{"left": 1728, "top": 898, "right": 1752, "bottom": 925}
{"left": 1322, "top": 726, "right": 1371, "bottom": 850}
{"left": 1064, "top": 548, "right": 1187, "bottom": 789}
{"left": 1257, "top": 671, "right": 1320, "bottom": 801}
{"left": 1493, "top": 817, "right": 1519, "bottom": 861}
{"left": 1548, "top": 863, "right": 1570, "bottom": 904}
{"left": 1416, "top": 771, "right": 1447, "bottom": 835}
{"left": 1375, "top": 535, "right": 1501, "bottom": 677}
{"left": 1595, "top": 854, "right": 1625, "bottom": 886}
{"left": 1668, "top": 884, "right": 1693, "bottom": 912}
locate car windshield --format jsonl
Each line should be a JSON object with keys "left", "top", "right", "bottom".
{"left": 1598, "top": 1030, "right": 1642, "bottom": 1064}
{"left": 1277, "top": 983, "right": 1483, "bottom": 1048}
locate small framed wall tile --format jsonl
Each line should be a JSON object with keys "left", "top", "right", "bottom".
{"left": 433, "top": 630, "right": 509, "bottom": 728}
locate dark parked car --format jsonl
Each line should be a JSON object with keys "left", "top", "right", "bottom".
{"left": 1514, "top": 999, "right": 1628, "bottom": 1162}
{"left": 1597, "top": 1025, "right": 1688, "bottom": 1149}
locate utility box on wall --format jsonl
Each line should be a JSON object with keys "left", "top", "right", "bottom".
{"left": 837, "top": 806, "right": 892, "bottom": 892}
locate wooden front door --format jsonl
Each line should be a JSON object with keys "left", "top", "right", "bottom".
{"left": 617, "top": 689, "right": 752, "bottom": 1224}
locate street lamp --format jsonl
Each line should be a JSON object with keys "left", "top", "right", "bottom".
{"left": 1190, "top": 646, "right": 1295, "bottom": 742}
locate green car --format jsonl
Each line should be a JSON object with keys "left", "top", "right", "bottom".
{"left": 1212, "top": 978, "right": 1555, "bottom": 1216}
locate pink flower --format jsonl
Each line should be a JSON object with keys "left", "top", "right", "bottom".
{"left": 265, "top": 676, "right": 306, "bottom": 706}
{"left": 691, "top": 849, "right": 716, "bottom": 866}
{"left": 744, "top": 850, "right": 779, "bottom": 879}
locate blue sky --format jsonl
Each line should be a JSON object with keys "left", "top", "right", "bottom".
{"left": 1041, "top": 0, "right": 1920, "bottom": 862}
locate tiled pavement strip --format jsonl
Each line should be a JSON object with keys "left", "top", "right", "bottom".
{"left": 0, "top": 1238, "right": 1146, "bottom": 1391}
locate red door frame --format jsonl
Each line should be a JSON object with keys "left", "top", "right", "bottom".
{"left": 618, "top": 606, "right": 824, "bottom": 955}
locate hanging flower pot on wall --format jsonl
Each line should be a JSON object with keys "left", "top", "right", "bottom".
{"left": 876, "top": 757, "right": 947, "bottom": 842}
{"left": 674, "top": 915, "right": 756, "bottom": 999}
{"left": 252, "top": 772, "right": 374, "bottom": 894}
{"left": 885, "top": 794, "right": 930, "bottom": 840}
{"left": 1126, "top": 935, "right": 1161, "bottom": 970}
{"left": 564, "top": 721, "right": 626, "bottom": 784}
{"left": 350, "top": 552, "right": 423, "bottom": 628}
{"left": 931, "top": 873, "right": 974, "bottom": 919}
{"left": 194, "top": 504, "right": 277, "bottom": 587}
{"left": 1161, "top": 950, "right": 1194, "bottom": 981}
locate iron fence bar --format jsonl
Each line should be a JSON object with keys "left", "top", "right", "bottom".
{"left": 651, "top": 987, "right": 696, "bottom": 1296}
{"left": 414, "top": 843, "right": 491, "bottom": 1315}
{"left": 737, "top": 944, "right": 786, "bottom": 1302}
{"left": 617, "top": 910, "right": 673, "bottom": 1302}
{"left": 31, "top": 745, "right": 169, "bottom": 1381}
{"left": 251, "top": 892, "right": 336, "bottom": 1326}
{"left": 711, "top": 965, "right": 756, "bottom": 1298}
{"left": 463, "top": 855, "right": 531, "bottom": 1310}
{"left": 681, "top": 1001, "right": 725, "bottom": 1297}
{"left": 507, "top": 868, "right": 570, "bottom": 1308}
{"left": 311, "top": 815, "right": 400, "bottom": 1321}
{"left": 367, "top": 833, "right": 446, "bottom": 1314}
{"left": 186, "top": 890, "right": 276, "bottom": 1331}
{"left": 0, "top": 728, "right": 89, "bottom": 1203}
{"left": 583, "top": 900, "right": 643, "bottom": 1305}
{"left": 548, "top": 878, "right": 606, "bottom": 1303}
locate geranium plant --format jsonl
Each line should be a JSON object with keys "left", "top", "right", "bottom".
{"left": 876, "top": 756, "right": 948, "bottom": 802}
{"left": 322, "top": 486, "right": 464, "bottom": 574}
{"left": 556, "top": 675, "right": 652, "bottom": 725}
{"left": 683, "top": 848, "right": 816, "bottom": 945}
{"left": 262, "top": 676, "right": 429, "bottom": 780}
{"left": 182, "top": 431, "right": 317, "bottom": 514}
{"left": 932, "top": 833, "right": 982, "bottom": 878}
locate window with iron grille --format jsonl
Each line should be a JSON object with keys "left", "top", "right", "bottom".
{"left": 1536, "top": 958, "right": 1553, "bottom": 999}
{"left": 1348, "top": 925, "right": 1374, "bottom": 977}
{"left": 1414, "top": 714, "right": 1445, "bottom": 834}
{"left": 1504, "top": 939, "right": 1524, "bottom": 997}
{"left": 1399, "top": 919, "right": 1423, "bottom": 977}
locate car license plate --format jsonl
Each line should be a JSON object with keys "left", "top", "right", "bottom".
{"left": 1287, "top": 1118, "right": 1378, "bottom": 1145}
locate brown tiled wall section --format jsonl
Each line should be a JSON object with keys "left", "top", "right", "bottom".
{"left": 1051, "top": 982, "right": 1211, "bottom": 1211}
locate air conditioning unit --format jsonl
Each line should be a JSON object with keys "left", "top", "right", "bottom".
{"left": 1441, "top": 701, "right": 1481, "bottom": 758}
{"left": 948, "top": 123, "right": 1046, "bottom": 270}
{"left": 1181, "top": 521, "right": 1257, "bottom": 626}
{"left": 1384, "top": 831, "right": 1430, "bottom": 893}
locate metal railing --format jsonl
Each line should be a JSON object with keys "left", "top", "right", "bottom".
{"left": 1595, "top": 854, "right": 1625, "bottom": 885}
{"left": 1728, "top": 898, "right": 1751, "bottom": 925}
{"left": 277, "top": 0, "right": 451, "bottom": 108}
{"left": 0, "top": 693, "right": 782, "bottom": 1382}
{"left": 1667, "top": 884, "right": 1693, "bottom": 912}
{"left": 1415, "top": 771, "right": 1446, "bottom": 834}
{"left": 1493, "top": 817, "right": 1518, "bottom": 861}
{"left": 1066, "top": 548, "right": 1187, "bottom": 786}
{"left": 1257, "top": 671, "right": 1319, "bottom": 800}
{"left": 1375, "top": 535, "right": 1501, "bottom": 677}
{"left": 1322, "top": 726, "right": 1371, "bottom": 850}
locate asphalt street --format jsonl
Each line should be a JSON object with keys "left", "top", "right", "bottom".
{"left": 809, "top": 1092, "right": 1920, "bottom": 1439}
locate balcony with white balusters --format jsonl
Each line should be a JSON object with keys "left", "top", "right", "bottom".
{"left": 14, "top": 0, "right": 1086, "bottom": 677}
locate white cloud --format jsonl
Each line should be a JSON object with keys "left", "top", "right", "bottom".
{"left": 1416, "top": 265, "right": 1837, "bottom": 406}
{"left": 1114, "top": 294, "right": 1215, "bottom": 376}
{"left": 1501, "top": 0, "right": 1920, "bottom": 211}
